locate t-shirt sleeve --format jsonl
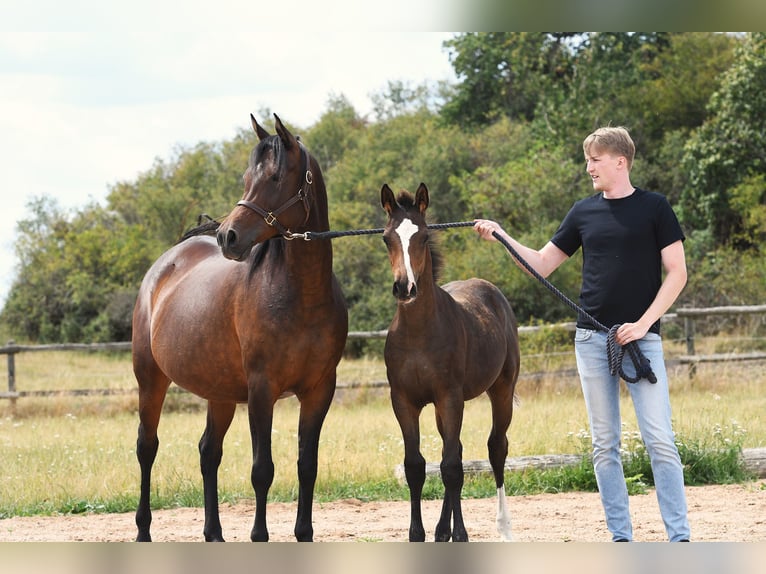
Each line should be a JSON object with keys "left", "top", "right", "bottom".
{"left": 550, "top": 203, "right": 582, "bottom": 257}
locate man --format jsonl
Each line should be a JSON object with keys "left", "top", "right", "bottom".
{"left": 474, "top": 126, "right": 690, "bottom": 542}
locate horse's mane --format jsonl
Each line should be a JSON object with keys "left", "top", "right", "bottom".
{"left": 177, "top": 216, "right": 221, "bottom": 244}
{"left": 395, "top": 191, "right": 443, "bottom": 283}
{"left": 251, "top": 133, "right": 288, "bottom": 181}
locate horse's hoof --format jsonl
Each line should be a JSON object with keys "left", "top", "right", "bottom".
{"left": 497, "top": 524, "right": 513, "bottom": 542}
{"left": 251, "top": 528, "right": 269, "bottom": 542}
{"left": 295, "top": 525, "right": 314, "bottom": 542}
{"left": 409, "top": 527, "right": 426, "bottom": 542}
{"left": 452, "top": 532, "right": 469, "bottom": 542}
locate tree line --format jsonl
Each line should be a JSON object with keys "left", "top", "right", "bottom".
{"left": 2, "top": 32, "right": 765, "bottom": 353}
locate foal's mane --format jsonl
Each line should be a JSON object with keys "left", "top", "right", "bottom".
{"left": 395, "top": 191, "right": 443, "bottom": 283}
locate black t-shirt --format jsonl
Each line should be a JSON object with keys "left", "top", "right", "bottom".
{"left": 550, "top": 187, "right": 685, "bottom": 335}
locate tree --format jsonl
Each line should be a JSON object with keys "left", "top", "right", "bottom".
{"left": 681, "top": 32, "right": 766, "bottom": 248}
{"left": 1, "top": 199, "right": 156, "bottom": 342}
{"left": 303, "top": 94, "right": 366, "bottom": 171}
{"left": 441, "top": 33, "right": 580, "bottom": 128}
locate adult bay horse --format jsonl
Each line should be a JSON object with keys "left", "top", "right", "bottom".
{"left": 381, "top": 183, "right": 520, "bottom": 542}
{"left": 131, "top": 114, "right": 348, "bottom": 542}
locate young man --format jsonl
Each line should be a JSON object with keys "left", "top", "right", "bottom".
{"left": 474, "top": 126, "right": 690, "bottom": 542}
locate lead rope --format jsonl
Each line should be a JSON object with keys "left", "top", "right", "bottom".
{"left": 289, "top": 220, "right": 476, "bottom": 241}
{"left": 288, "top": 218, "right": 656, "bottom": 384}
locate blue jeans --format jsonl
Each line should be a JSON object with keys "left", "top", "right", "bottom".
{"left": 574, "top": 328, "right": 690, "bottom": 542}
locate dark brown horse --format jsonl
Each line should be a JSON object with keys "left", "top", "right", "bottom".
{"left": 381, "top": 183, "right": 520, "bottom": 542}
{"left": 132, "top": 115, "right": 348, "bottom": 542}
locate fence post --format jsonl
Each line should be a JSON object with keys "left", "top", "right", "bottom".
{"left": 684, "top": 317, "right": 697, "bottom": 379}
{"left": 6, "top": 340, "right": 17, "bottom": 411}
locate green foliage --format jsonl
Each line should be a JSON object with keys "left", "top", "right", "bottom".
{"left": 681, "top": 32, "right": 766, "bottom": 247}
{"left": 442, "top": 32, "right": 580, "bottom": 127}
{"left": 1, "top": 199, "right": 158, "bottom": 342}
{"left": 683, "top": 245, "right": 766, "bottom": 308}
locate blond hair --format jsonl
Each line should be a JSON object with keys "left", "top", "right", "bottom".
{"left": 583, "top": 126, "right": 635, "bottom": 170}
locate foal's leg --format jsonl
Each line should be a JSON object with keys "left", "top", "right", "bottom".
{"left": 391, "top": 390, "right": 426, "bottom": 542}
{"left": 434, "top": 397, "right": 467, "bottom": 542}
{"left": 293, "top": 381, "right": 336, "bottom": 542}
{"left": 486, "top": 382, "right": 515, "bottom": 541}
{"left": 247, "top": 385, "right": 276, "bottom": 542}
{"left": 199, "top": 400, "right": 237, "bottom": 542}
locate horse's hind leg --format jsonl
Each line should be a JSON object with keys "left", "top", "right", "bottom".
{"left": 434, "top": 397, "right": 467, "bottom": 542}
{"left": 293, "top": 381, "right": 336, "bottom": 542}
{"left": 134, "top": 368, "right": 171, "bottom": 542}
{"left": 391, "top": 390, "right": 426, "bottom": 542}
{"left": 199, "top": 400, "right": 237, "bottom": 542}
{"left": 486, "top": 381, "right": 516, "bottom": 541}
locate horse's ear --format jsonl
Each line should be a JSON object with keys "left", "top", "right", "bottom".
{"left": 250, "top": 114, "right": 271, "bottom": 141}
{"left": 273, "top": 114, "right": 298, "bottom": 150}
{"left": 381, "top": 184, "right": 396, "bottom": 214}
{"left": 415, "top": 183, "right": 429, "bottom": 214}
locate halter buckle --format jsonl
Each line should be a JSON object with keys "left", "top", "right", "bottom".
{"left": 264, "top": 212, "right": 277, "bottom": 226}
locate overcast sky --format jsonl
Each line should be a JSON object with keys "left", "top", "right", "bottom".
{"left": 0, "top": 3, "right": 457, "bottom": 305}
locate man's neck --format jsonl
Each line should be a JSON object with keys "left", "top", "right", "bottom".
{"left": 602, "top": 183, "right": 635, "bottom": 200}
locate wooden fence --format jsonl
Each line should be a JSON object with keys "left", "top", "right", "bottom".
{"left": 2, "top": 304, "right": 765, "bottom": 401}
{"left": 675, "top": 304, "right": 766, "bottom": 365}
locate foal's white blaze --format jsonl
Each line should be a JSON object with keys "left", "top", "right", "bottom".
{"left": 496, "top": 486, "right": 513, "bottom": 541}
{"left": 395, "top": 218, "right": 419, "bottom": 296}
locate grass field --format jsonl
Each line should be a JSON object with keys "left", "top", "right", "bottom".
{"left": 0, "top": 339, "right": 763, "bottom": 517}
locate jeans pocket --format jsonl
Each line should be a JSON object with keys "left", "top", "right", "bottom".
{"left": 575, "top": 328, "right": 595, "bottom": 343}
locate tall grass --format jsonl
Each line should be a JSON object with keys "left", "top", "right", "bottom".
{"left": 0, "top": 347, "right": 763, "bottom": 518}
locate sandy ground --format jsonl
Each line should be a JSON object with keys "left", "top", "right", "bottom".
{"left": 2, "top": 482, "right": 764, "bottom": 543}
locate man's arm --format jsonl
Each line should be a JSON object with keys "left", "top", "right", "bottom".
{"left": 615, "top": 239, "right": 687, "bottom": 345}
{"left": 474, "top": 219, "right": 569, "bottom": 278}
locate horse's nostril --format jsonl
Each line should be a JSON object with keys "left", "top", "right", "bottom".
{"left": 392, "top": 281, "right": 416, "bottom": 301}
{"left": 217, "top": 229, "right": 238, "bottom": 249}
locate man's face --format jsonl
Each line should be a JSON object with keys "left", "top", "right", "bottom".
{"left": 585, "top": 149, "right": 624, "bottom": 192}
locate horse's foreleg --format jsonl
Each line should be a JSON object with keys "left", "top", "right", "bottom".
{"left": 391, "top": 392, "right": 426, "bottom": 542}
{"left": 199, "top": 401, "right": 236, "bottom": 542}
{"left": 294, "top": 383, "right": 335, "bottom": 542}
{"left": 248, "top": 390, "right": 275, "bottom": 542}
{"left": 435, "top": 400, "right": 467, "bottom": 542}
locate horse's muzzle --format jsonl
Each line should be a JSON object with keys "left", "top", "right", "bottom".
{"left": 392, "top": 281, "right": 417, "bottom": 302}
{"left": 216, "top": 227, "right": 251, "bottom": 261}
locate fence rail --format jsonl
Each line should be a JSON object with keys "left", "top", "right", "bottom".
{"left": 2, "top": 304, "right": 764, "bottom": 401}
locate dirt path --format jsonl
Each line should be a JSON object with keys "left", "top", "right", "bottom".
{"left": 2, "top": 482, "right": 763, "bottom": 542}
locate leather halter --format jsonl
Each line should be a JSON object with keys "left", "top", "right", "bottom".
{"left": 236, "top": 143, "right": 313, "bottom": 238}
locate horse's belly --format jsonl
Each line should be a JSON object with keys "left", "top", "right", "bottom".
{"left": 137, "top": 239, "right": 346, "bottom": 403}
